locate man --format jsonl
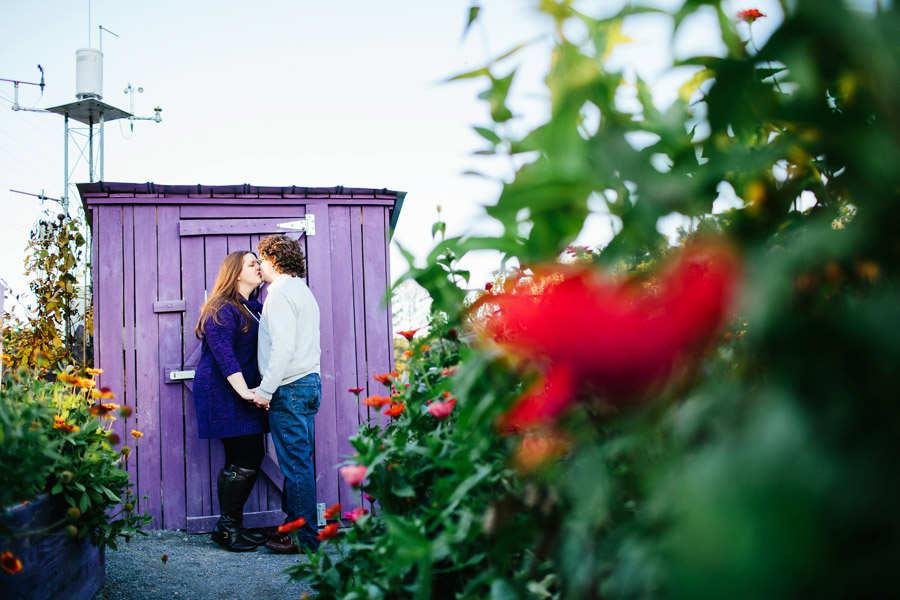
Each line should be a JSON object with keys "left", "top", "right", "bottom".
{"left": 253, "top": 234, "right": 321, "bottom": 553}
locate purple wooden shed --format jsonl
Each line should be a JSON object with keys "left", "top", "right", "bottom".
{"left": 78, "top": 182, "right": 405, "bottom": 532}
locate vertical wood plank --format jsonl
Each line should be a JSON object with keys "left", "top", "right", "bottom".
{"left": 181, "top": 234, "right": 206, "bottom": 521}
{"left": 121, "top": 206, "right": 137, "bottom": 485}
{"left": 349, "top": 207, "right": 370, "bottom": 428}
{"left": 96, "top": 206, "right": 125, "bottom": 426}
{"left": 157, "top": 206, "right": 186, "bottom": 529}
{"left": 204, "top": 236, "right": 228, "bottom": 516}
{"left": 362, "top": 207, "right": 391, "bottom": 429}
{"left": 91, "top": 209, "right": 99, "bottom": 373}
{"left": 384, "top": 207, "right": 396, "bottom": 366}
{"left": 305, "top": 203, "right": 339, "bottom": 509}
{"left": 132, "top": 205, "right": 162, "bottom": 526}
{"left": 329, "top": 206, "right": 362, "bottom": 508}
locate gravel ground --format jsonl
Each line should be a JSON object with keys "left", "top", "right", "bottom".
{"left": 93, "top": 530, "right": 339, "bottom": 600}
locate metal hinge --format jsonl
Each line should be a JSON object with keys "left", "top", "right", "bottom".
{"left": 276, "top": 214, "right": 315, "bottom": 236}
{"left": 317, "top": 502, "right": 326, "bottom": 527}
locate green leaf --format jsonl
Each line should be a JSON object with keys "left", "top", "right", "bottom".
{"left": 463, "top": 5, "right": 480, "bottom": 40}
{"left": 473, "top": 126, "right": 502, "bottom": 145}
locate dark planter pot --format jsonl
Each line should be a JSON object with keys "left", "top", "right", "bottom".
{"left": 0, "top": 494, "right": 105, "bottom": 600}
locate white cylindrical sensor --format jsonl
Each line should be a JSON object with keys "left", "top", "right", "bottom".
{"left": 75, "top": 48, "right": 103, "bottom": 100}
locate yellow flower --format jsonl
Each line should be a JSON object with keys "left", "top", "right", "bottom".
{"left": 131, "top": 429, "right": 144, "bottom": 438}
{"left": 86, "top": 367, "right": 103, "bottom": 376}
{"left": 75, "top": 377, "right": 96, "bottom": 388}
{"left": 0, "top": 354, "right": 11, "bottom": 364}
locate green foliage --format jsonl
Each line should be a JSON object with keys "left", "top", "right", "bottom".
{"left": 290, "top": 321, "right": 550, "bottom": 599}
{"left": 0, "top": 368, "right": 151, "bottom": 550}
{"left": 314, "top": 1, "right": 900, "bottom": 598}
{"left": 2, "top": 214, "right": 92, "bottom": 377}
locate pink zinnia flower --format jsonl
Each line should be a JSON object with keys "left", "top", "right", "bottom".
{"left": 344, "top": 507, "right": 370, "bottom": 522}
{"left": 426, "top": 399, "right": 456, "bottom": 419}
{"left": 340, "top": 465, "right": 368, "bottom": 487}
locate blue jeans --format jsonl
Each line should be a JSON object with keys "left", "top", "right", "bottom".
{"left": 268, "top": 373, "right": 320, "bottom": 549}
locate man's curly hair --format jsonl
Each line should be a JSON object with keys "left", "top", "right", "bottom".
{"left": 258, "top": 234, "right": 307, "bottom": 278}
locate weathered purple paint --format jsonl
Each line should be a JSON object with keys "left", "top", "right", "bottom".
{"left": 80, "top": 183, "right": 403, "bottom": 532}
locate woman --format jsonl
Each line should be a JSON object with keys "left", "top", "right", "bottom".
{"left": 193, "top": 251, "right": 268, "bottom": 552}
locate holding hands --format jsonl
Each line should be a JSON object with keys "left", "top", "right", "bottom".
{"left": 252, "top": 391, "right": 270, "bottom": 410}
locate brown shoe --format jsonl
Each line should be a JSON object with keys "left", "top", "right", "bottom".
{"left": 265, "top": 534, "right": 298, "bottom": 554}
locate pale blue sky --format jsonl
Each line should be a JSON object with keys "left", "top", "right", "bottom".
{"left": 1, "top": 0, "right": 793, "bottom": 315}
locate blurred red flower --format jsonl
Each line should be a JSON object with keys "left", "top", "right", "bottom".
{"left": 396, "top": 328, "right": 420, "bottom": 341}
{"left": 317, "top": 523, "right": 340, "bottom": 541}
{"left": 323, "top": 503, "right": 342, "bottom": 519}
{"left": 484, "top": 243, "right": 740, "bottom": 429}
{"left": 362, "top": 395, "right": 393, "bottom": 408}
{"left": 348, "top": 387, "right": 365, "bottom": 395}
{"left": 737, "top": 8, "right": 765, "bottom": 22}
{"left": 383, "top": 403, "right": 406, "bottom": 417}
{"left": 277, "top": 517, "right": 307, "bottom": 534}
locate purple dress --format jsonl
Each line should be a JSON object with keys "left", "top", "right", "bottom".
{"left": 192, "top": 298, "right": 269, "bottom": 439}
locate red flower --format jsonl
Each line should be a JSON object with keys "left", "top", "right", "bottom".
{"left": 323, "top": 503, "right": 342, "bottom": 519}
{"left": 373, "top": 371, "right": 399, "bottom": 385}
{"left": 348, "top": 387, "right": 365, "bottom": 395}
{"left": 1, "top": 551, "right": 23, "bottom": 574}
{"left": 383, "top": 403, "right": 406, "bottom": 418}
{"left": 340, "top": 465, "right": 368, "bottom": 487}
{"left": 484, "top": 243, "right": 739, "bottom": 428}
{"left": 500, "top": 367, "right": 576, "bottom": 431}
{"left": 737, "top": 8, "right": 765, "bottom": 23}
{"left": 426, "top": 399, "right": 456, "bottom": 419}
{"left": 396, "top": 328, "right": 420, "bottom": 341}
{"left": 344, "top": 507, "right": 370, "bottom": 522}
{"left": 317, "top": 523, "right": 340, "bottom": 541}
{"left": 441, "top": 367, "right": 458, "bottom": 377}
{"left": 362, "top": 395, "right": 393, "bottom": 408}
{"left": 161, "top": 554, "right": 169, "bottom": 565}
{"left": 277, "top": 517, "right": 307, "bottom": 534}
{"left": 484, "top": 282, "right": 493, "bottom": 292}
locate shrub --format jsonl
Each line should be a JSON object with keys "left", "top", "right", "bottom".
{"left": 0, "top": 366, "right": 151, "bottom": 551}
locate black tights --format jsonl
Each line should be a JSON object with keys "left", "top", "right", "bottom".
{"left": 221, "top": 433, "right": 265, "bottom": 470}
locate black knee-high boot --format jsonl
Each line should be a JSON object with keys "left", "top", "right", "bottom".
{"left": 211, "top": 465, "right": 261, "bottom": 551}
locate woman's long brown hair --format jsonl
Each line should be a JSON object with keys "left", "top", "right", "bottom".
{"left": 195, "top": 251, "right": 257, "bottom": 340}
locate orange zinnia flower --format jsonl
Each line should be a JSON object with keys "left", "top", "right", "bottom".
{"left": 1, "top": 551, "right": 23, "bottom": 574}
{"left": 317, "top": 523, "right": 340, "bottom": 541}
{"left": 131, "top": 429, "right": 144, "bottom": 438}
{"left": 362, "top": 395, "right": 393, "bottom": 408}
{"left": 323, "top": 503, "right": 342, "bottom": 519}
{"left": 86, "top": 367, "right": 103, "bottom": 375}
{"left": 372, "top": 371, "right": 400, "bottom": 385}
{"left": 276, "top": 517, "right": 307, "bottom": 534}
{"left": 513, "top": 431, "right": 570, "bottom": 473}
{"left": 396, "top": 328, "right": 420, "bottom": 341}
{"left": 383, "top": 403, "right": 406, "bottom": 418}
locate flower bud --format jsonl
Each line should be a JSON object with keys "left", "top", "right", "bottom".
{"left": 59, "top": 471, "right": 74, "bottom": 484}
{"left": 65, "top": 525, "right": 79, "bottom": 539}
{"left": 66, "top": 506, "right": 82, "bottom": 521}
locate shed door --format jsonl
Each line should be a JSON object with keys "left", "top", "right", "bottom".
{"left": 174, "top": 216, "right": 311, "bottom": 533}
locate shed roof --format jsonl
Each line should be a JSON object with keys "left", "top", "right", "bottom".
{"left": 77, "top": 182, "right": 406, "bottom": 233}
